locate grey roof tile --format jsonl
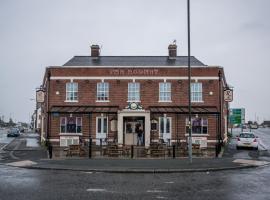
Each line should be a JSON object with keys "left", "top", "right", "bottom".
{"left": 63, "top": 56, "right": 206, "bottom": 67}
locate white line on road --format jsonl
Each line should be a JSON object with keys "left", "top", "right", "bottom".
{"left": 86, "top": 188, "right": 107, "bottom": 192}
{"left": 147, "top": 190, "right": 167, "bottom": 193}
{"left": 164, "top": 181, "right": 174, "bottom": 184}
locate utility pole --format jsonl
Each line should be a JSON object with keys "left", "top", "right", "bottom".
{"left": 187, "top": 0, "right": 192, "bottom": 163}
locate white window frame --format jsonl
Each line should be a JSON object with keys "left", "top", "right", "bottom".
{"left": 159, "top": 82, "right": 172, "bottom": 102}
{"left": 96, "top": 116, "right": 108, "bottom": 135}
{"left": 59, "top": 117, "right": 82, "bottom": 134}
{"left": 96, "top": 82, "right": 109, "bottom": 102}
{"left": 159, "top": 117, "right": 172, "bottom": 137}
{"left": 128, "top": 82, "right": 140, "bottom": 102}
{"left": 191, "top": 82, "right": 203, "bottom": 102}
{"left": 65, "top": 82, "right": 78, "bottom": 102}
{"left": 185, "top": 118, "right": 208, "bottom": 135}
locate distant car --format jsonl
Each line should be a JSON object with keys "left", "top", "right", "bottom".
{"left": 249, "top": 124, "right": 258, "bottom": 129}
{"left": 236, "top": 132, "right": 258, "bottom": 150}
{"left": 7, "top": 128, "right": 20, "bottom": 137}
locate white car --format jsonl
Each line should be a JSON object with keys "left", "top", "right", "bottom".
{"left": 236, "top": 132, "right": 258, "bottom": 150}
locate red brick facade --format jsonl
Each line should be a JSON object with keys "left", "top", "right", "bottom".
{"left": 41, "top": 65, "right": 229, "bottom": 152}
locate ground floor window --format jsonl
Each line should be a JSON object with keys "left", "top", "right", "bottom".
{"left": 96, "top": 116, "right": 108, "bottom": 134}
{"left": 159, "top": 117, "right": 171, "bottom": 137}
{"left": 60, "top": 117, "right": 82, "bottom": 133}
{"left": 60, "top": 136, "right": 79, "bottom": 146}
{"left": 186, "top": 118, "right": 208, "bottom": 134}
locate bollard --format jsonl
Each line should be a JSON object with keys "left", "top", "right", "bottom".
{"left": 131, "top": 145, "right": 134, "bottom": 159}
{"left": 89, "top": 138, "right": 92, "bottom": 158}
{"left": 48, "top": 144, "right": 53, "bottom": 159}
{"left": 100, "top": 138, "right": 103, "bottom": 156}
{"left": 173, "top": 145, "right": 176, "bottom": 159}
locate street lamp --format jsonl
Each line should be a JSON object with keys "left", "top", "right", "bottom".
{"left": 187, "top": 0, "right": 192, "bottom": 163}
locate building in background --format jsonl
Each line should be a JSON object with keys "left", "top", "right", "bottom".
{"left": 40, "top": 44, "right": 230, "bottom": 156}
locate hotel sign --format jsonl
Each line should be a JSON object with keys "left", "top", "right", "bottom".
{"left": 110, "top": 69, "right": 159, "bottom": 76}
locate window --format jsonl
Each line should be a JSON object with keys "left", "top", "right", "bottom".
{"left": 191, "top": 83, "right": 203, "bottom": 102}
{"left": 159, "top": 82, "right": 171, "bottom": 102}
{"left": 128, "top": 82, "right": 140, "bottom": 102}
{"left": 60, "top": 117, "right": 82, "bottom": 133}
{"left": 66, "top": 82, "right": 78, "bottom": 101}
{"left": 186, "top": 118, "right": 208, "bottom": 134}
{"left": 97, "top": 82, "right": 109, "bottom": 101}
{"left": 159, "top": 117, "right": 171, "bottom": 136}
{"left": 96, "top": 116, "right": 108, "bottom": 134}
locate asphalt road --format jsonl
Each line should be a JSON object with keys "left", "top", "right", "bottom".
{"left": 0, "top": 164, "right": 270, "bottom": 200}
{"left": 0, "top": 128, "right": 270, "bottom": 200}
{"left": 225, "top": 128, "right": 270, "bottom": 161}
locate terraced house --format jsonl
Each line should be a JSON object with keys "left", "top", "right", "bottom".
{"left": 40, "top": 43, "right": 230, "bottom": 157}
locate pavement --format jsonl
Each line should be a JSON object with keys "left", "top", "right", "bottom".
{"left": 1, "top": 130, "right": 270, "bottom": 173}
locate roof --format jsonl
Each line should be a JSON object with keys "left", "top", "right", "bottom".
{"left": 63, "top": 56, "right": 206, "bottom": 67}
{"left": 50, "top": 106, "right": 119, "bottom": 113}
{"left": 149, "top": 106, "right": 219, "bottom": 114}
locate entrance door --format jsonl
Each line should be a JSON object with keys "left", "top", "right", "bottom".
{"left": 124, "top": 117, "right": 144, "bottom": 146}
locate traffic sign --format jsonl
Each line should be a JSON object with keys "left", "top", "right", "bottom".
{"left": 229, "top": 108, "right": 245, "bottom": 124}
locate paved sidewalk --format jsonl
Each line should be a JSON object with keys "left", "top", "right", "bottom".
{"left": 5, "top": 157, "right": 270, "bottom": 173}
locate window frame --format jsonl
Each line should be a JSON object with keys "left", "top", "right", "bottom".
{"left": 66, "top": 82, "right": 78, "bottom": 102}
{"left": 191, "top": 82, "right": 203, "bottom": 102}
{"left": 185, "top": 118, "right": 208, "bottom": 135}
{"left": 96, "top": 116, "right": 108, "bottom": 135}
{"left": 159, "top": 82, "right": 172, "bottom": 102}
{"left": 96, "top": 82, "right": 109, "bottom": 102}
{"left": 59, "top": 117, "right": 82, "bottom": 134}
{"left": 127, "top": 82, "right": 140, "bottom": 102}
{"left": 159, "top": 117, "right": 172, "bottom": 137}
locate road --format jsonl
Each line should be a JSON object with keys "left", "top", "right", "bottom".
{"left": 0, "top": 128, "right": 269, "bottom": 200}
{"left": 225, "top": 128, "right": 270, "bottom": 161}
{"left": 0, "top": 163, "right": 270, "bottom": 200}
{"left": 0, "top": 128, "right": 14, "bottom": 149}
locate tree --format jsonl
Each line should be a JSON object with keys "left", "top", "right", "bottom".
{"left": 8, "top": 118, "right": 16, "bottom": 127}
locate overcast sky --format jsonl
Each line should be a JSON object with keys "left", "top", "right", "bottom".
{"left": 0, "top": 0, "right": 269, "bottom": 123}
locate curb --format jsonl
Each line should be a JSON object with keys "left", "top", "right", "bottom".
{"left": 18, "top": 163, "right": 268, "bottom": 173}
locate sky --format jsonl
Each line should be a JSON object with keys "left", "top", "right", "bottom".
{"left": 0, "top": 0, "right": 269, "bottom": 123}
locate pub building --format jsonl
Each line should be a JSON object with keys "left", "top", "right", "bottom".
{"left": 40, "top": 43, "right": 230, "bottom": 156}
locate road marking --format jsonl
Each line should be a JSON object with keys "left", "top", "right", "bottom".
{"left": 156, "top": 196, "right": 168, "bottom": 199}
{"left": 233, "top": 159, "right": 269, "bottom": 166}
{"left": 86, "top": 188, "right": 107, "bottom": 192}
{"left": 6, "top": 160, "right": 37, "bottom": 167}
{"left": 164, "top": 181, "right": 174, "bottom": 184}
{"left": 147, "top": 190, "right": 166, "bottom": 193}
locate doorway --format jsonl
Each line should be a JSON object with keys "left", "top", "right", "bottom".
{"left": 123, "top": 117, "right": 144, "bottom": 146}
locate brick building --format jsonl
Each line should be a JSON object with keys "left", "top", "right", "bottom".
{"left": 40, "top": 44, "right": 229, "bottom": 156}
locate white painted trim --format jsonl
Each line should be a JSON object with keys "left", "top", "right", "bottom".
{"left": 185, "top": 134, "right": 209, "bottom": 136}
{"left": 51, "top": 76, "right": 219, "bottom": 81}
{"left": 59, "top": 133, "right": 83, "bottom": 136}
{"left": 64, "top": 100, "right": 79, "bottom": 103}
{"left": 96, "top": 100, "right": 110, "bottom": 103}
{"left": 49, "top": 139, "right": 60, "bottom": 142}
{"left": 54, "top": 65, "right": 207, "bottom": 68}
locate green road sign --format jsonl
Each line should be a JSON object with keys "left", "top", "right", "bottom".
{"left": 229, "top": 108, "right": 245, "bottom": 124}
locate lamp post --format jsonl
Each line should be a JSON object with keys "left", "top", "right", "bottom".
{"left": 187, "top": 0, "right": 192, "bottom": 163}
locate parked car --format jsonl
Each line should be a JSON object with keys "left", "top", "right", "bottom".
{"left": 7, "top": 128, "right": 20, "bottom": 137}
{"left": 236, "top": 132, "right": 258, "bottom": 150}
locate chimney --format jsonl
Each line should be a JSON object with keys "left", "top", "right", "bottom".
{"left": 91, "top": 44, "right": 100, "bottom": 57}
{"left": 168, "top": 42, "right": 177, "bottom": 58}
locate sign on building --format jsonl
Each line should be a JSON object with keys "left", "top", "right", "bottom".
{"left": 224, "top": 89, "right": 233, "bottom": 102}
{"left": 36, "top": 89, "right": 45, "bottom": 103}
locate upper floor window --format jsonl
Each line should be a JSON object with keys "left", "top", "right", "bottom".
{"left": 159, "top": 82, "right": 171, "bottom": 102}
{"left": 185, "top": 118, "right": 208, "bottom": 134}
{"left": 97, "top": 82, "right": 109, "bottom": 101}
{"left": 128, "top": 82, "right": 140, "bottom": 102}
{"left": 66, "top": 82, "right": 78, "bottom": 101}
{"left": 60, "top": 117, "right": 82, "bottom": 133}
{"left": 191, "top": 82, "right": 203, "bottom": 102}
